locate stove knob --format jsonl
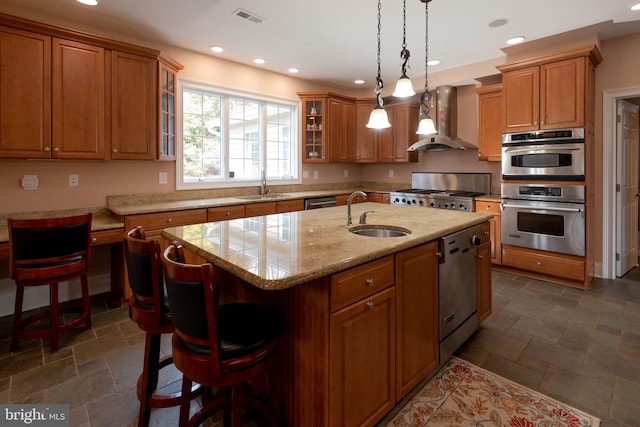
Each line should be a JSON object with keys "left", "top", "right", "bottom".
{"left": 471, "top": 235, "right": 482, "bottom": 247}
{"left": 394, "top": 198, "right": 400, "bottom": 204}
{"left": 449, "top": 204, "right": 456, "bottom": 209}
{"left": 430, "top": 202, "right": 436, "bottom": 208}
{"left": 411, "top": 199, "right": 416, "bottom": 205}
{"left": 418, "top": 200, "right": 424, "bottom": 206}
{"left": 443, "top": 203, "right": 450, "bottom": 209}
{"left": 459, "top": 204, "right": 466, "bottom": 210}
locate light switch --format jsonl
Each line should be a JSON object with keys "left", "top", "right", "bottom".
{"left": 303, "top": 171, "right": 309, "bottom": 179}
{"left": 21, "top": 175, "right": 38, "bottom": 190}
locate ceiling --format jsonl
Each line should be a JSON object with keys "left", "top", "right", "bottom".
{"left": 1, "top": 0, "right": 639, "bottom": 90}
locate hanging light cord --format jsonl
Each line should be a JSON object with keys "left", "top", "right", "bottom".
{"left": 399, "top": 0, "right": 410, "bottom": 76}
{"left": 374, "top": 0, "right": 384, "bottom": 107}
{"left": 420, "top": 0, "right": 432, "bottom": 118}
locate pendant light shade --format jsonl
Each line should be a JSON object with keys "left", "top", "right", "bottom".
{"left": 393, "top": 0, "right": 415, "bottom": 98}
{"left": 367, "top": 0, "right": 391, "bottom": 129}
{"left": 416, "top": 0, "right": 437, "bottom": 135}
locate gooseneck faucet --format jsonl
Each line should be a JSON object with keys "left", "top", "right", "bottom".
{"left": 259, "top": 169, "right": 267, "bottom": 195}
{"left": 347, "top": 191, "right": 367, "bottom": 226}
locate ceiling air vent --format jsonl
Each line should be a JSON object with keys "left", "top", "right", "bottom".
{"left": 233, "top": 8, "right": 264, "bottom": 24}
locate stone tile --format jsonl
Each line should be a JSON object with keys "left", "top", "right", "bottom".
{"left": 480, "top": 353, "right": 544, "bottom": 391}
{"left": 547, "top": 304, "right": 598, "bottom": 328}
{"left": 69, "top": 405, "right": 90, "bottom": 427}
{"left": 468, "top": 327, "right": 528, "bottom": 362}
{"left": 525, "top": 278, "right": 565, "bottom": 295}
{"left": 86, "top": 384, "right": 138, "bottom": 427}
{"left": 0, "top": 377, "right": 9, "bottom": 393}
{"left": 10, "top": 356, "right": 77, "bottom": 402}
{"left": 72, "top": 330, "right": 130, "bottom": 365}
{"left": 480, "top": 307, "right": 520, "bottom": 333}
{"left": 561, "top": 323, "right": 620, "bottom": 353}
{"left": 599, "top": 310, "right": 639, "bottom": 334}
{"left": 619, "top": 330, "right": 640, "bottom": 359}
{"left": 512, "top": 314, "right": 567, "bottom": 343}
{"left": 77, "top": 357, "right": 108, "bottom": 376}
{"left": 45, "top": 367, "right": 117, "bottom": 409}
{"left": 0, "top": 346, "right": 44, "bottom": 379}
{"left": 523, "top": 336, "right": 585, "bottom": 375}
{"left": 611, "top": 376, "right": 640, "bottom": 425}
{"left": 106, "top": 341, "right": 144, "bottom": 390}
{"left": 503, "top": 297, "right": 553, "bottom": 322}
{"left": 91, "top": 307, "right": 129, "bottom": 329}
{"left": 540, "top": 364, "right": 612, "bottom": 420}
{"left": 585, "top": 342, "right": 640, "bottom": 382}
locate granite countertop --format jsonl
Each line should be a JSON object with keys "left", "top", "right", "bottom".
{"left": 162, "top": 202, "right": 493, "bottom": 291}
{"left": 475, "top": 194, "right": 502, "bottom": 202}
{"left": 0, "top": 208, "right": 124, "bottom": 244}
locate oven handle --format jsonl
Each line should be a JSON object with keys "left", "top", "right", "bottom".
{"left": 503, "top": 145, "right": 583, "bottom": 154}
{"left": 501, "top": 202, "right": 584, "bottom": 214}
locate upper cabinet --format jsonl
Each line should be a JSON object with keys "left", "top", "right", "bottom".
{"left": 327, "top": 96, "right": 356, "bottom": 163}
{"left": 475, "top": 84, "right": 503, "bottom": 162}
{"left": 498, "top": 46, "right": 602, "bottom": 132}
{"left": 298, "top": 94, "right": 326, "bottom": 162}
{"left": 0, "top": 13, "right": 182, "bottom": 161}
{"left": 355, "top": 100, "right": 419, "bottom": 163}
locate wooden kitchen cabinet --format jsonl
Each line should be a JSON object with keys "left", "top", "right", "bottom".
{"left": 245, "top": 202, "right": 278, "bottom": 217}
{"left": 366, "top": 192, "right": 390, "bottom": 204}
{"left": 475, "top": 84, "right": 503, "bottom": 162}
{"left": 298, "top": 94, "right": 326, "bottom": 162}
{"left": 207, "top": 205, "right": 246, "bottom": 221}
{"left": 121, "top": 209, "right": 207, "bottom": 243}
{"left": 395, "top": 242, "right": 439, "bottom": 397}
{"left": 475, "top": 200, "right": 502, "bottom": 265}
{"left": 477, "top": 222, "right": 492, "bottom": 324}
{"left": 502, "top": 244, "right": 585, "bottom": 285}
{"left": 377, "top": 102, "right": 419, "bottom": 163}
{"left": 498, "top": 46, "right": 601, "bottom": 132}
{"left": 277, "top": 199, "right": 304, "bottom": 213}
{"left": 0, "top": 27, "right": 105, "bottom": 159}
{"left": 355, "top": 99, "right": 377, "bottom": 163}
{"left": 110, "top": 51, "right": 156, "bottom": 160}
{"left": 328, "top": 96, "right": 356, "bottom": 162}
{"left": 157, "top": 58, "right": 181, "bottom": 160}
{"left": 330, "top": 257, "right": 395, "bottom": 427}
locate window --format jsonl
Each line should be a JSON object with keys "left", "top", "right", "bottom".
{"left": 178, "top": 83, "right": 299, "bottom": 189}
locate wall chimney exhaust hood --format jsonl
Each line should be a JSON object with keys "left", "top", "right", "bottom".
{"left": 408, "top": 85, "right": 477, "bottom": 152}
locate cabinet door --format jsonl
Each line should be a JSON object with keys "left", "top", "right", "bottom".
{"left": 300, "top": 97, "right": 326, "bottom": 162}
{"left": 395, "top": 242, "right": 439, "bottom": 397}
{"left": 379, "top": 103, "right": 419, "bottom": 163}
{"left": 477, "top": 240, "right": 492, "bottom": 324}
{"left": 540, "top": 56, "right": 585, "bottom": 130}
{"left": 245, "top": 202, "right": 277, "bottom": 217}
{"left": 330, "top": 287, "right": 395, "bottom": 427}
{"left": 503, "top": 66, "right": 540, "bottom": 132}
{"left": 158, "top": 61, "right": 178, "bottom": 160}
{"left": 476, "top": 85, "right": 503, "bottom": 162}
{"left": 355, "top": 100, "right": 377, "bottom": 163}
{"left": 52, "top": 38, "right": 105, "bottom": 159}
{"left": 111, "top": 51, "right": 156, "bottom": 159}
{"left": 328, "top": 98, "right": 355, "bottom": 162}
{"left": 0, "top": 27, "right": 51, "bottom": 159}
{"left": 277, "top": 199, "right": 304, "bottom": 213}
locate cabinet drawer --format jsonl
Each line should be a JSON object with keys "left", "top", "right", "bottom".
{"left": 90, "top": 228, "right": 124, "bottom": 246}
{"left": 125, "top": 209, "right": 207, "bottom": 231}
{"left": 480, "top": 221, "right": 491, "bottom": 245}
{"left": 331, "top": 255, "right": 394, "bottom": 311}
{"left": 277, "top": 199, "right": 304, "bottom": 213}
{"left": 502, "top": 245, "right": 584, "bottom": 281}
{"left": 476, "top": 201, "right": 501, "bottom": 214}
{"left": 246, "top": 202, "right": 277, "bottom": 217}
{"left": 208, "top": 205, "right": 246, "bottom": 221}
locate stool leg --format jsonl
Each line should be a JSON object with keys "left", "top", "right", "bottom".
{"left": 80, "top": 274, "right": 92, "bottom": 329}
{"left": 231, "top": 384, "right": 242, "bottom": 427}
{"left": 10, "top": 285, "right": 25, "bottom": 352}
{"left": 178, "top": 375, "right": 192, "bottom": 427}
{"left": 138, "top": 333, "right": 161, "bottom": 427}
{"left": 50, "top": 283, "right": 59, "bottom": 353}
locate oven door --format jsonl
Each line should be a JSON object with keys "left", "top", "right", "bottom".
{"left": 501, "top": 199, "right": 585, "bottom": 256}
{"left": 501, "top": 143, "right": 585, "bottom": 181}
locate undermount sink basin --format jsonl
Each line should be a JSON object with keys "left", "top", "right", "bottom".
{"left": 349, "top": 225, "right": 412, "bottom": 238}
{"left": 237, "top": 194, "right": 287, "bottom": 200}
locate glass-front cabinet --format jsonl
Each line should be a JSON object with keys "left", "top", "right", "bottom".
{"left": 298, "top": 94, "right": 326, "bottom": 162}
{"left": 158, "top": 57, "right": 183, "bottom": 160}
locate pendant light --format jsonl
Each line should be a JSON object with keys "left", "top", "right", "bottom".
{"left": 416, "top": 0, "right": 437, "bottom": 135}
{"left": 366, "top": 0, "right": 391, "bottom": 129}
{"left": 392, "top": 0, "right": 415, "bottom": 98}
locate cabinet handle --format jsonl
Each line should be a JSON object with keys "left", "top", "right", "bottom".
{"left": 113, "top": 149, "right": 119, "bottom": 153}
{"left": 44, "top": 147, "right": 50, "bottom": 152}
{"left": 483, "top": 231, "right": 490, "bottom": 235}
{"left": 365, "top": 278, "right": 374, "bottom": 287}
{"left": 477, "top": 255, "right": 484, "bottom": 260}
{"left": 366, "top": 301, "right": 374, "bottom": 309}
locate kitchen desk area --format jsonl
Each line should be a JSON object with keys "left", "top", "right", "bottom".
{"left": 162, "top": 203, "right": 492, "bottom": 426}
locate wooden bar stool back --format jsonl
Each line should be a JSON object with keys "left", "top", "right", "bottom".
{"left": 124, "top": 226, "right": 196, "bottom": 427}
{"left": 161, "top": 243, "right": 283, "bottom": 427}
{"left": 8, "top": 213, "right": 93, "bottom": 353}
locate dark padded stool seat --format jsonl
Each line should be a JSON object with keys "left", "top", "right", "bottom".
{"left": 8, "top": 214, "right": 93, "bottom": 353}
{"left": 161, "top": 243, "right": 283, "bottom": 427}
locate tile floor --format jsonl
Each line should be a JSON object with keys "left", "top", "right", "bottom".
{"left": 0, "top": 267, "right": 638, "bottom": 426}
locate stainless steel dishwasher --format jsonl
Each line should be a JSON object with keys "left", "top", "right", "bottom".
{"left": 438, "top": 224, "right": 482, "bottom": 362}
{"left": 304, "top": 196, "right": 337, "bottom": 210}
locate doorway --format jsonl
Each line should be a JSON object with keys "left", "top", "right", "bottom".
{"left": 603, "top": 86, "right": 640, "bottom": 279}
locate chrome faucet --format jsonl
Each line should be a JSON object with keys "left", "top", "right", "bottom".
{"left": 347, "top": 191, "right": 367, "bottom": 226}
{"left": 259, "top": 169, "right": 267, "bottom": 195}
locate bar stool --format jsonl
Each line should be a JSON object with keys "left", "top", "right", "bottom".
{"left": 161, "top": 243, "right": 283, "bottom": 427}
{"left": 8, "top": 213, "right": 93, "bottom": 353}
{"left": 124, "top": 226, "right": 198, "bottom": 427}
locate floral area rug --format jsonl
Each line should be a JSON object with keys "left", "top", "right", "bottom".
{"left": 386, "top": 357, "right": 601, "bottom": 427}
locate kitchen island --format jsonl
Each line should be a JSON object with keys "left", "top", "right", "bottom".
{"left": 162, "top": 202, "right": 492, "bottom": 427}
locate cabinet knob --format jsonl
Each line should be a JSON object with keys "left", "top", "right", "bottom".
{"left": 366, "top": 301, "right": 375, "bottom": 310}
{"left": 536, "top": 261, "right": 542, "bottom": 267}
{"left": 44, "top": 147, "right": 50, "bottom": 152}
{"left": 53, "top": 147, "right": 59, "bottom": 152}
{"left": 225, "top": 212, "right": 231, "bottom": 217}
{"left": 91, "top": 237, "right": 97, "bottom": 243}
{"left": 365, "top": 278, "right": 374, "bottom": 286}
{"left": 485, "top": 205, "right": 490, "bottom": 210}
{"left": 477, "top": 255, "right": 484, "bottom": 260}
{"left": 167, "top": 218, "right": 173, "bottom": 223}
{"left": 483, "top": 231, "right": 490, "bottom": 235}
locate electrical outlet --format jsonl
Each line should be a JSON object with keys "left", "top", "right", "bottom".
{"left": 343, "top": 169, "right": 349, "bottom": 178}
{"left": 21, "top": 175, "right": 38, "bottom": 190}
{"left": 302, "top": 171, "right": 309, "bottom": 179}
{"left": 69, "top": 174, "right": 79, "bottom": 187}
{"left": 159, "top": 172, "right": 168, "bottom": 184}
{"left": 388, "top": 169, "right": 394, "bottom": 178}
{"left": 313, "top": 171, "right": 319, "bottom": 180}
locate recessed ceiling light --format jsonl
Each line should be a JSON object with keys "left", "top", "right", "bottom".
{"left": 210, "top": 46, "right": 224, "bottom": 53}
{"left": 354, "top": 80, "right": 365, "bottom": 85}
{"left": 253, "top": 58, "right": 265, "bottom": 64}
{"left": 427, "top": 59, "right": 440, "bottom": 66}
{"left": 76, "top": 0, "right": 98, "bottom": 5}
{"left": 288, "top": 68, "right": 299, "bottom": 73}
{"left": 488, "top": 18, "right": 508, "bottom": 28}
{"left": 506, "top": 36, "right": 525, "bottom": 45}
{"left": 632, "top": 3, "right": 640, "bottom": 10}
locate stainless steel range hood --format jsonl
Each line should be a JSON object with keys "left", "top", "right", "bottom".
{"left": 408, "top": 85, "right": 477, "bottom": 152}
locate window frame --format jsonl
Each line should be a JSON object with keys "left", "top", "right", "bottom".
{"left": 176, "top": 79, "right": 301, "bottom": 190}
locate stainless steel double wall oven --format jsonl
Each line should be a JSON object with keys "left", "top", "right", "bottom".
{"left": 501, "top": 128, "right": 586, "bottom": 256}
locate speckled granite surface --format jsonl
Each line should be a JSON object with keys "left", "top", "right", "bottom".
{"left": 0, "top": 208, "right": 124, "bottom": 243}
{"left": 162, "top": 202, "right": 493, "bottom": 290}
{"left": 474, "top": 194, "right": 502, "bottom": 202}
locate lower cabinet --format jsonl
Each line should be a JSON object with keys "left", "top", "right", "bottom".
{"left": 477, "top": 222, "right": 492, "bottom": 324}
{"left": 502, "top": 244, "right": 586, "bottom": 286}
{"left": 476, "top": 200, "right": 502, "bottom": 265}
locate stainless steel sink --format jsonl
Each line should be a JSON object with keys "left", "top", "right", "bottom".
{"left": 349, "top": 225, "right": 411, "bottom": 237}
{"left": 237, "top": 194, "right": 287, "bottom": 200}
